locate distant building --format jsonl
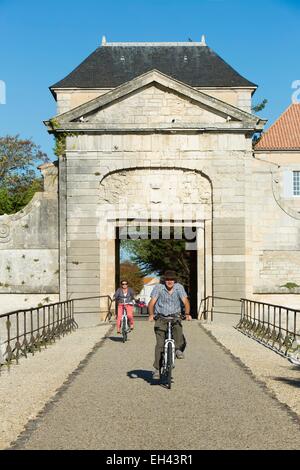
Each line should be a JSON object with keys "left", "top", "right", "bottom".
{"left": 138, "top": 277, "right": 160, "bottom": 304}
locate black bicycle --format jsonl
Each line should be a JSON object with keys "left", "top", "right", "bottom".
{"left": 159, "top": 317, "right": 176, "bottom": 389}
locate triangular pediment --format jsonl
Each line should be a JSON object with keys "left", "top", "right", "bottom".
{"left": 45, "top": 70, "right": 265, "bottom": 131}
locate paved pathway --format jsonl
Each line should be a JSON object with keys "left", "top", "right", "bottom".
{"left": 11, "top": 320, "right": 300, "bottom": 450}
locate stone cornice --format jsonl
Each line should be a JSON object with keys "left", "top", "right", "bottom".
{"left": 47, "top": 122, "right": 264, "bottom": 133}
{"left": 45, "top": 70, "right": 265, "bottom": 131}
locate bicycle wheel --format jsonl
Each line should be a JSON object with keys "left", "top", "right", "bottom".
{"left": 122, "top": 318, "right": 127, "bottom": 343}
{"left": 159, "top": 354, "right": 164, "bottom": 380}
{"left": 167, "top": 342, "right": 173, "bottom": 389}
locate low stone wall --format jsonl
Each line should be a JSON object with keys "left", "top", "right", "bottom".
{"left": 0, "top": 163, "right": 59, "bottom": 295}
{"left": 0, "top": 293, "right": 59, "bottom": 316}
{"left": 254, "top": 250, "right": 300, "bottom": 294}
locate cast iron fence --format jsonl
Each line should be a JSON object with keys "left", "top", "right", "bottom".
{"left": 0, "top": 295, "right": 113, "bottom": 366}
{"left": 199, "top": 296, "right": 300, "bottom": 359}
{"left": 236, "top": 298, "right": 300, "bottom": 357}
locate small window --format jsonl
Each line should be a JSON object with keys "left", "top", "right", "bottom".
{"left": 293, "top": 171, "right": 300, "bottom": 196}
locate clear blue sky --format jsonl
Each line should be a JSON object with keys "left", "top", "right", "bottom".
{"left": 0, "top": 0, "right": 299, "bottom": 160}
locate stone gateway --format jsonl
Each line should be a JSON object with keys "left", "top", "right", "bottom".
{"left": 1, "top": 39, "right": 299, "bottom": 318}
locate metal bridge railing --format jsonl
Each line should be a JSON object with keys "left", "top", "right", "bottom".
{"left": 0, "top": 295, "right": 113, "bottom": 366}
{"left": 198, "top": 295, "right": 300, "bottom": 359}
{"left": 198, "top": 296, "right": 241, "bottom": 321}
{"left": 236, "top": 298, "right": 300, "bottom": 358}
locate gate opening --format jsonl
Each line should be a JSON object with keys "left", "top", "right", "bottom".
{"left": 115, "top": 225, "right": 199, "bottom": 318}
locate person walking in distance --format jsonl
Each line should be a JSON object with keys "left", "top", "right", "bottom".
{"left": 148, "top": 270, "right": 191, "bottom": 379}
{"left": 114, "top": 280, "right": 135, "bottom": 334}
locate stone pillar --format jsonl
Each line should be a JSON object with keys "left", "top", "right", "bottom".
{"left": 99, "top": 235, "right": 116, "bottom": 321}
{"left": 38, "top": 161, "right": 58, "bottom": 194}
{"left": 197, "top": 225, "right": 205, "bottom": 315}
{"left": 58, "top": 156, "right": 67, "bottom": 301}
{"left": 213, "top": 217, "right": 245, "bottom": 314}
{"left": 205, "top": 219, "right": 213, "bottom": 299}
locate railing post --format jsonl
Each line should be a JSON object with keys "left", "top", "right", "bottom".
{"left": 5, "top": 315, "right": 12, "bottom": 364}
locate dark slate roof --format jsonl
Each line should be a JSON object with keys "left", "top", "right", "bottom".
{"left": 50, "top": 44, "right": 257, "bottom": 92}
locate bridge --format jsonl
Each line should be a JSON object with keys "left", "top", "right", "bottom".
{"left": 0, "top": 296, "right": 299, "bottom": 450}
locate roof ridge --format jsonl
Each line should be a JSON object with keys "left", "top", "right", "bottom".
{"left": 101, "top": 42, "right": 207, "bottom": 47}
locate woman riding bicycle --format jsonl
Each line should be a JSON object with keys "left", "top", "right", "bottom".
{"left": 114, "top": 280, "right": 135, "bottom": 334}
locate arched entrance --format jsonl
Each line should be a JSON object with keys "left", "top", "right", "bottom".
{"left": 98, "top": 167, "right": 212, "bottom": 320}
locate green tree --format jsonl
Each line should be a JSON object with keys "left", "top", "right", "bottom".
{"left": 252, "top": 99, "right": 268, "bottom": 113}
{"left": 121, "top": 239, "right": 191, "bottom": 286}
{"left": 0, "top": 135, "right": 48, "bottom": 215}
{"left": 120, "top": 261, "right": 144, "bottom": 295}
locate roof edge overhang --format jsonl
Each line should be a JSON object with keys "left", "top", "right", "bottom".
{"left": 43, "top": 124, "right": 266, "bottom": 133}
{"left": 49, "top": 86, "right": 114, "bottom": 100}
{"left": 50, "top": 84, "right": 258, "bottom": 97}
{"left": 254, "top": 148, "right": 300, "bottom": 152}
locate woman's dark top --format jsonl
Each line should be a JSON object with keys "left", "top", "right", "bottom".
{"left": 114, "top": 287, "right": 135, "bottom": 304}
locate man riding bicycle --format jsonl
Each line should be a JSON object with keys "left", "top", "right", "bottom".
{"left": 148, "top": 270, "right": 191, "bottom": 379}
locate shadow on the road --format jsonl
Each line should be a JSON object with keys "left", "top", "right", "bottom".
{"left": 107, "top": 336, "right": 126, "bottom": 343}
{"left": 127, "top": 369, "right": 159, "bottom": 386}
{"left": 272, "top": 377, "right": 300, "bottom": 388}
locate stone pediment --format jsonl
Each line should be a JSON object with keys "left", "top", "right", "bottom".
{"left": 45, "top": 70, "right": 265, "bottom": 132}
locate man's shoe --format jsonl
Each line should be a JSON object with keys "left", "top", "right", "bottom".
{"left": 152, "top": 368, "right": 160, "bottom": 379}
{"left": 176, "top": 349, "right": 184, "bottom": 359}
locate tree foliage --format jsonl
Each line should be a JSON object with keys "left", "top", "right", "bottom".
{"left": 0, "top": 135, "right": 48, "bottom": 215}
{"left": 0, "top": 179, "right": 43, "bottom": 215}
{"left": 120, "top": 261, "right": 144, "bottom": 295}
{"left": 252, "top": 99, "right": 268, "bottom": 113}
{"left": 121, "top": 239, "right": 191, "bottom": 286}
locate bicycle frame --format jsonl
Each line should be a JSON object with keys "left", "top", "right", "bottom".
{"left": 163, "top": 320, "right": 175, "bottom": 368}
{"left": 120, "top": 301, "right": 130, "bottom": 342}
{"left": 121, "top": 304, "right": 128, "bottom": 328}
{"left": 160, "top": 318, "right": 176, "bottom": 388}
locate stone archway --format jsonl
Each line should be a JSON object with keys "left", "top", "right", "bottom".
{"left": 98, "top": 167, "right": 212, "bottom": 319}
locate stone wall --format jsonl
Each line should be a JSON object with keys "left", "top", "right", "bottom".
{"left": 55, "top": 86, "right": 253, "bottom": 115}
{"left": 248, "top": 156, "right": 300, "bottom": 295}
{"left": 0, "top": 163, "right": 59, "bottom": 295}
{"left": 198, "top": 88, "right": 253, "bottom": 112}
{"left": 91, "top": 84, "right": 227, "bottom": 125}
{"left": 55, "top": 89, "right": 112, "bottom": 114}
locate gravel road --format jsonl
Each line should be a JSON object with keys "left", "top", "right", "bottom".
{"left": 11, "top": 320, "right": 300, "bottom": 450}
